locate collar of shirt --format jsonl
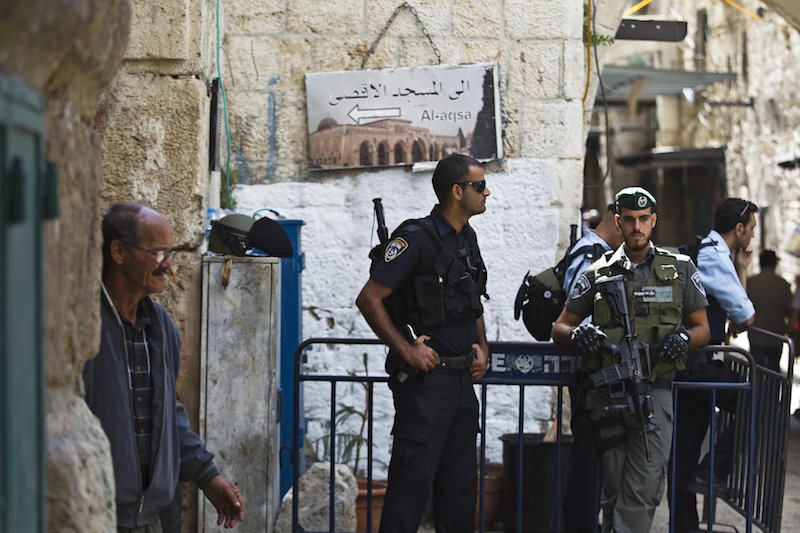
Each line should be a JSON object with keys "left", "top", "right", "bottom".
{"left": 430, "top": 204, "right": 465, "bottom": 238}
{"left": 706, "top": 229, "right": 733, "bottom": 260}
{"left": 122, "top": 299, "right": 152, "bottom": 330}
{"left": 607, "top": 242, "right": 655, "bottom": 272}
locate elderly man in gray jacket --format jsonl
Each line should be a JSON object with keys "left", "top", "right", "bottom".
{"left": 84, "top": 202, "right": 243, "bottom": 532}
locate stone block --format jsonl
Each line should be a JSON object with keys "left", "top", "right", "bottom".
{"left": 563, "top": 40, "right": 585, "bottom": 101}
{"left": 287, "top": 0, "right": 364, "bottom": 34}
{"left": 507, "top": 41, "right": 562, "bottom": 100}
{"left": 47, "top": 389, "right": 116, "bottom": 532}
{"left": 127, "top": 0, "right": 189, "bottom": 60}
{"left": 453, "top": 0, "right": 502, "bottom": 39}
{"left": 520, "top": 100, "right": 584, "bottom": 159}
{"left": 505, "top": 0, "right": 582, "bottom": 40}
{"left": 225, "top": 0, "right": 286, "bottom": 35}
{"left": 225, "top": 35, "right": 311, "bottom": 90}
{"left": 503, "top": 157, "right": 558, "bottom": 207}
{"left": 367, "top": 0, "right": 450, "bottom": 37}
{"left": 398, "top": 37, "right": 462, "bottom": 67}
{"left": 463, "top": 40, "right": 503, "bottom": 65}
{"left": 275, "top": 463, "right": 358, "bottom": 533}
{"left": 97, "top": 73, "right": 208, "bottom": 246}
{"left": 311, "top": 36, "right": 374, "bottom": 71}
{"left": 555, "top": 158, "right": 585, "bottom": 210}
{"left": 500, "top": 90, "right": 521, "bottom": 158}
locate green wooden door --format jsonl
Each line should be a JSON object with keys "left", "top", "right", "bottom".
{"left": 0, "top": 73, "right": 54, "bottom": 533}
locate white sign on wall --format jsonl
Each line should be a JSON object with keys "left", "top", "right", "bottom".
{"left": 305, "top": 63, "right": 502, "bottom": 171}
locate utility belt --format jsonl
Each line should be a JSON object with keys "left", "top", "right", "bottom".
{"left": 435, "top": 351, "right": 475, "bottom": 371}
{"left": 387, "top": 349, "right": 474, "bottom": 381}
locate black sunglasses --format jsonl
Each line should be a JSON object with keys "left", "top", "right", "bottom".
{"left": 457, "top": 180, "right": 487, "bottom": 193}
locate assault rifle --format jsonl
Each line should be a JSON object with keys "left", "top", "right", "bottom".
{"left": 367, "top": 198, "right": 417, "bottom": 382}
{"left": 589, "top": 274, "right": 656, "bottom": 461}
{"left": 368, "top": 197, "right": 389, "bottom": 261}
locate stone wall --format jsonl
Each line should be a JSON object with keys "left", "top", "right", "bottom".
{"left": 0, "top": 0, "right": 130, "bottom": 531}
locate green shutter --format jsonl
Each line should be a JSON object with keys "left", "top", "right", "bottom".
{"left": 0, "top": 73, "right": 50, "bottom": 533}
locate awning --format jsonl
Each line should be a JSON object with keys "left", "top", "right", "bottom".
{"left": 616, "top": 146, "right": 726, "bottom": 169}
{"left": 598, "top": 66, "right": 737, "bottom": 104}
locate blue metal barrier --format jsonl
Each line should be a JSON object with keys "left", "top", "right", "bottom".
{"left": 278, "top": 219, "right": 305, "bottom": 497}
{"left": 291, "top": 337, "right": 792, "bottom": 533}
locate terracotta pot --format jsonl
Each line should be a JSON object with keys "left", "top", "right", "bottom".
{"left": 356, "top": 479, "right": 388, "bottom": 532}
{"left": 475, "top": 475, "right": 503, "bottom": 530}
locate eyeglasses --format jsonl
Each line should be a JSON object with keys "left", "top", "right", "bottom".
{"left": 124, "top": 243, "right": 177, "bottom": 265}
{"left": 457, "top": 180, "right": 487, "bottom": 193}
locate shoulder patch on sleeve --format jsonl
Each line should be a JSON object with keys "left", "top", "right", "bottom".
{"left": 691, "top": 271, "right": 706, "bottom": 297}
{"left": 570, "top": 274, "right": 591, "bottom": 300}
{"left": 384, "top": 237, "right": 409, "bottom": 262}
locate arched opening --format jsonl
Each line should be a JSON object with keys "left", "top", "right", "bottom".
{"left": 394, "top": 142, "right": 406, "bottom": 164}
{"left": 359, "top": 141, "right": 373, "bottom": 166}
{"left": 412, "top": 140, "right": 425, "bottom": 162}
{"left": 377, "top": 142, "right": 390, "bottom": 166}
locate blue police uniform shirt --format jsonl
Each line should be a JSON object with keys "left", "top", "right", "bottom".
{"left": 562, "top": 230, "right": 612, "bottom": 295}
{"left": 370, "top": 205, "right": 480, "bottom": 358}
{"left": 696, "top": 230, "right": 755, "bottom": 341}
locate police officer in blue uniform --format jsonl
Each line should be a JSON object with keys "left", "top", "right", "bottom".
{"left": 671, "top": 198, "right": 758, "bottom": 532}
{"left": 356, "top": 153, "right": 491, "bottom": 533}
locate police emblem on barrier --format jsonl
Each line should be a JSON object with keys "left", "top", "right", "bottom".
{"left": 384, "top": 237, "right": 408, "bottom": 262}
{"left": 514, "top": 354, "right": 534, "bottom": 373}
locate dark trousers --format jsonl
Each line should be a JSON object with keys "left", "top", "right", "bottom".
{"left": 749, "top": 345, "right": 782, "bottom": 372}
{"left": 562, "top": 384, "right": 601, "bottom": 532}
{"left": 670, "top": 360, "right": 740, "bottom": 530}
{"left": 379, "top": 369, "right": 478, "bottom": 533}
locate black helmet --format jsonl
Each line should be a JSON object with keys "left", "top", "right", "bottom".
{"left": 209, "top": 214, "right": 254, "bottom": 256}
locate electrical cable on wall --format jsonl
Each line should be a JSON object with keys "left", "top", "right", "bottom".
{"left": 216, "top": 0, "right": 234, "bottom": 209}
{"left": 585, "top": 0, "right": 612, "bottom": 189}
{"left": 625, "top": 0, "right": 654, "bottom": 17}
{"left": 720, "top": 0, "right": 763, "bottom": 21}
{"left": 582, "top": 0, "right": 592, "bottom": 105}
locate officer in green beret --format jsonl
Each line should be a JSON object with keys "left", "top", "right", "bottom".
{"left": 553, "top": 186, "right": 710, "bottom": 532}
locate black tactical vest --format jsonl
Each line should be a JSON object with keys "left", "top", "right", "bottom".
{"left": 383, "top": 216, "right": 487, "bottom": 333}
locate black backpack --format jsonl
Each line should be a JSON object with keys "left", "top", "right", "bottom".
{"left": 677, "top": 235, "right": 716, "bottom": 264}
{"left": 514, "top": 241, "right": 604, "bottom": 341}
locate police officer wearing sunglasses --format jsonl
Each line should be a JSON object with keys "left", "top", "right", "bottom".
{"left": 357, "top": 153, "right": 491, "bottom": 533}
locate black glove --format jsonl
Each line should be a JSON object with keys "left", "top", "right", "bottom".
{"left": 570, "top": 324, "right": 606, "bottom": 354}
{"left": 657, "top": 328, "right": 691, "bottom": 364}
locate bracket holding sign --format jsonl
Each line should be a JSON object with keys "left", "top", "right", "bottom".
{"left": 304, "top": 63, "right": 502, "bottom": 171}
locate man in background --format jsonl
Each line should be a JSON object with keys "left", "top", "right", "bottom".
{"left": 747, "top": 249, "right": 792, "bottom": 371}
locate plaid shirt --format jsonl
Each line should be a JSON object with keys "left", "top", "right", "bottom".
{"left": 123, "top": 303, "right": 153, "bottom": 489}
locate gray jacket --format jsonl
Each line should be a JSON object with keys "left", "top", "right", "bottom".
{"left": 84, "top": 289, "right": 219, "bottom": 528}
